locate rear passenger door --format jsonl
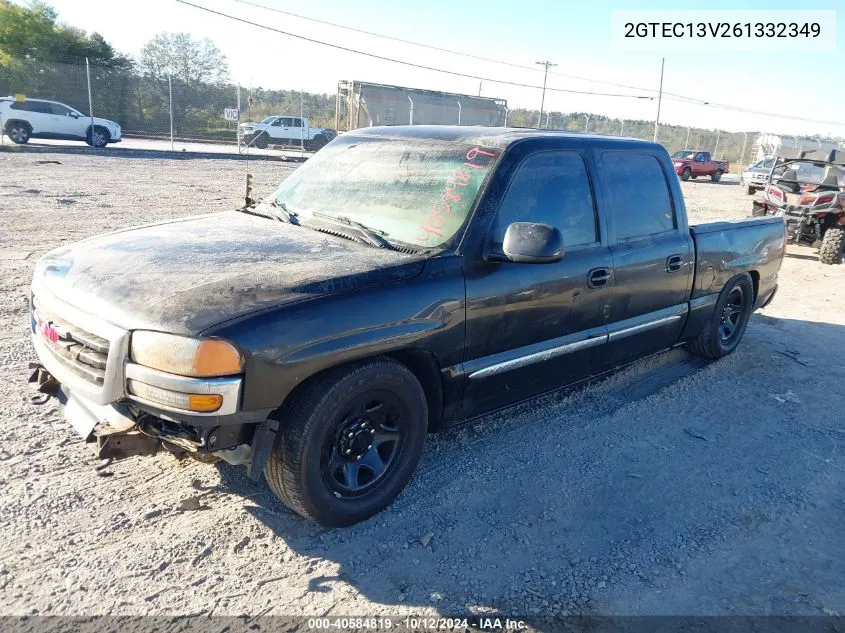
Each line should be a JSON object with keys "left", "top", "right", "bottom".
{"left": 596, "top": 150, "right": 694, "bottom": 368}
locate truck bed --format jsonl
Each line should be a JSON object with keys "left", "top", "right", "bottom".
{"left": 689, "top": 216, "right": 786, "bottom": 305}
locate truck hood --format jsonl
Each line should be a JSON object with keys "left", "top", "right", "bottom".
{"left": 33, "top": 211, "right": 425, "bottom": 335}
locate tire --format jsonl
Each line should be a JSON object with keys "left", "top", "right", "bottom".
{"left": 819, "top": 226, "right": 845, "bottom": 265}
{"left": 711, "top": 170, "right": 723, "bottom": 182}
{"left": 688, "top": 273, "right": 754, "bottom": 360}
{"left": 746, "top": 186, "right": 756, "bottom": 195}
{"left": 5, "top": 121, "right": 31, "bottom": 144}
{"left": 680, "top": 167, "right": 691, "bottom": 181}
{"left": 253, "top": 132, "right": 268, "bottom": 149}
{"left": 86, "top": 126, "right": 110, "bottom": 148}
{"left": 309, "top": 134, "right": 329, "bottom": 152}
{"left": 264, "top": 357, "right": 428, "bottom": 527}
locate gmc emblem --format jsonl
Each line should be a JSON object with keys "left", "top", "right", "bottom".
{"left": 39, "top": 320, "right": 59, "bottom": 344}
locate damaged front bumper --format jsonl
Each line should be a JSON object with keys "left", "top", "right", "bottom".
{"left": 27, "top": 362, "right": 274, "bottom": 477}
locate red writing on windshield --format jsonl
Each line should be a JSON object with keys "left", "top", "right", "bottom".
{"left": 416, "top": 147, "right": 498, "bottom": 244}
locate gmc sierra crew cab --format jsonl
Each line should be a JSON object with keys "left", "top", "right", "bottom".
{"left": 28, "top": 126, "right": 786, "bottom": 527}
{"left": 671, "top": 150, "right": 730, "bottom": 182}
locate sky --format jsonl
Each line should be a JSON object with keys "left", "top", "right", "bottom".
{"left": 39, "top": 0, "right": 845, "bottom": 138}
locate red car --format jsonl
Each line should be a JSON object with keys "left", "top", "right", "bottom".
{"left": 671, "top": 150, "right": 729, "bottom": 182}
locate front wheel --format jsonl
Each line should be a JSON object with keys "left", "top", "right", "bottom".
{"left": 711, "top": 170, "right": 723, "bottom": 182}
{"left": 746, "top": 186, "right": 756, "bottom": 195}
{"left": 688, "top": 273, "right": 754, "bottom": 360}
{"left": 680, "top": 167, "right": 691, "bottom": 181}
{"left": 819, "top": 226, "right": 845, "bottom": 265}
{"left": 86, "top": 126, "right": 110, "bottom": 148}
{"left": 264, "top": 358, "right": 428, "bottom": 527}
{"left": 252, "top": 132, "right": 268, "bottom": 149}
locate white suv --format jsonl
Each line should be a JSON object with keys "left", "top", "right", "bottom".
{"left": 0, "top": 97, "right": 122, "bottom": 147}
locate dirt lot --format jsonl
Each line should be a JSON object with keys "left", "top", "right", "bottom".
{"left": 1, "top": 150, "right": 844, "bottom": 618}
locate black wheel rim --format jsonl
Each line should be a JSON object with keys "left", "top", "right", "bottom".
{"left": 719, "top": 286, "right": 745, "bottom": 344}
{"left": 321, "top": 390, "right": 406, "bottom": 499}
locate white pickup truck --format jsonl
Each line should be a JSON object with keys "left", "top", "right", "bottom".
{"left": 239, "top": 116, "right": 335, "bottom": 151}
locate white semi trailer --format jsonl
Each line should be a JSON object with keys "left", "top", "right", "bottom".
{"left": 336, "top": 80, "right": 507, "bottom": 131}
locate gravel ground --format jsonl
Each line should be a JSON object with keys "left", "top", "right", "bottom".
{"left": 1, "top": 150, "right": 844, "bottom": 618}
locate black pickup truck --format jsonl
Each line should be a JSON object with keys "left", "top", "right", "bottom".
{"left": 28, "top": 126, "right": 786, "bottom": 526}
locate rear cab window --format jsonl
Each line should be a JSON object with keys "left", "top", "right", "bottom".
{"left": 602, "top": 152, "right": 676, "bottom": 241}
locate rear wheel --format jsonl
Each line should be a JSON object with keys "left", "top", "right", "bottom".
{"left": 819, "top": 227, "right": 845, "bottom": 265}
{"left": 688, "top": 273, "right": 754, "bottom": 360}
{"left": 746, "top": 186, "right": 756, "bottom": 195}
{"left": 711, "top": 170, "right": 723, "bottom": 182}
{"left": 5, "top": 121, "right": 30, "bottom": 144}
{"left": 264, "top": 358, "right": 428, "bottom": 527}
{"left": 680, "top": 167, "right": 691, "bottom": 181}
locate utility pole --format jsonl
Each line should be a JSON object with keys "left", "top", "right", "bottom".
{"left": 478, "top": 81, "right": 482, "bottom": 96}
{"left": 535, "top": 60, "right": 556, "bottom": 128}
{"left": 584, "top": 114, "right": 591, "bottom": 133}
{"left": 714, "top": 128, "right": 721, "bottom": 158}
{"left": 739, "top": 132, "right": 748, "bottom": 166}
{"left": 620, "top": 120, "right": 624, "bottom": 136}
{"left": 545, "top": 111, "right": 550, "bottom": 128}
{"left": 685, "top": 126, "right": 691, "bottom": 149}
{"left": 653, "top": 57, "right": 664, "bottom": 143}
{"left": 85, "top": 58, "right": 95, "bottom": 148}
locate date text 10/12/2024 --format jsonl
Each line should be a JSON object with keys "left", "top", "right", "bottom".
{"left": 307, "top": 617, "right": 529, "bottom": 630}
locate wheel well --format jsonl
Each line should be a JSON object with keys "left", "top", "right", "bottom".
{"left": 384, "top": 349, "right": 444, "bottom": 431}
{"left": 87, "top": 124, "right": 110, "bottom": 138}
{"left": 4, "top": 119, "right": 31, "bottom": 131}
{"left": 274, "top": 350, "right": 445, "bottom": 431}
{"left": 748, "top": 270, "right": 760, "bottom": 302}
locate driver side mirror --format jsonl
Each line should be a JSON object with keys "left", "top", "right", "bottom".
{"left": 489, "top": 222, "right": 564, "bottom": 264}
{"left": 70, "top": 113, "right": 79, "bottom": 118}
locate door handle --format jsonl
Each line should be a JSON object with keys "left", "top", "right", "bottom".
{"left": 666, "top": 255, "right": 684, "bottom": 272}
{"left": 588, "top": 267, "right": 612, "bottom": 289}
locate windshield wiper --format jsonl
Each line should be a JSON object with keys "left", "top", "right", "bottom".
{"left": 307, "top": 211, "right": 391, "bottom": 249}
{"left": 267, "top": 200, "right": 299, "bottom": 224}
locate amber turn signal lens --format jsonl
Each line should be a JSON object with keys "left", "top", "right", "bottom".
{"left": 194, "top": 339, "right": 243, "bottom": 377}
{"left": 187, "top": 394, "right": 224, "bottom": 412}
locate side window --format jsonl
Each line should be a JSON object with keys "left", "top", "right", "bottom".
{"left": 281, "top": 117, "right": 293, "bottom": 127}
{"left": 290, "top": 117, "right": 302, "bottom": 128}
{"left": 10, "top": 101, "right": 48, "bottom": 112}
{"left": 603, "top": 152, "right": 675, "bottom": 240}
{"left": 695, "top": 152, "right": 706, "bottom": 162}
{"left": 50, "top": 103, "right": 72, "bottom": 116}
{"left": 491, "top": 151, "right": 598, "bottom": 249}
{"left": 271, "top": 118, "right": 283, "bottom": 126}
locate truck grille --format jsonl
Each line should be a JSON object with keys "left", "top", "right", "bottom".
{"left": 31, "top": 295, "right": 110, "bottom": 386}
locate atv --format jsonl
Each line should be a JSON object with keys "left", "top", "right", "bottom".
{"left": 752, "top": 149, "right": 845, "bottom": 265}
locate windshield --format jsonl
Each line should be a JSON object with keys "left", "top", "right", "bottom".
{"left": 268, "top": 135, "right": 500, "bottom": 248}
{"left": 752, "top": 159, "right": 775, "bottom": 169}
{"left": 671, "top": 151, "right": 694, "bottom": 160}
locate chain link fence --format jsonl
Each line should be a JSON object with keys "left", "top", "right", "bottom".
{"left": 0, "top": 56, "right": 335, "bottom": 145}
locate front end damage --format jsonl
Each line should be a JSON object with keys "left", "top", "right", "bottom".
{"left": 29, "top": 361, "right": 261, "bottom": 467}
{"left": 27, "top": 288, "right": 277, "bottom": 480}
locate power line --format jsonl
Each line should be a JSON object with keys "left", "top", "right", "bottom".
{"left": 178, "top": 0, "right": 843, "bottom": 128}
{"left": 229, "top": 0, "right": 843, "bottom": 128}
{"left": 173, "top": 0, "right": 652, "bottom": 100}
{"left": 231, "top": 0, "right": 656, "bottom": 95}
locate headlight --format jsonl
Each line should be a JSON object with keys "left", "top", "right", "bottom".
{"left": 130, "top": 331, "right": 243, "bottom": 377}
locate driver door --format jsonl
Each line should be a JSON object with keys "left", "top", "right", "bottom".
{"left": 461, "top": 147, "right": 613, "bottom": 416}
{"left": 49, "top": 103, "right": 86, "bottom": 139}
